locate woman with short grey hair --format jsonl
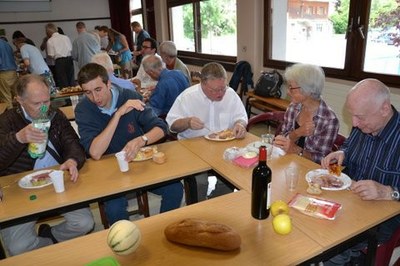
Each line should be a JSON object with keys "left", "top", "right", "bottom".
{"left": 274, "top": 63, "right": 339, "bottom": 163}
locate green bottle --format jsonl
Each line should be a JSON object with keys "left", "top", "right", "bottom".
{"left": 28, "top": 105, "right": 51, "bottom": 158}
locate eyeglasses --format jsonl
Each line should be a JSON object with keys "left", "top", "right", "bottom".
{"left": 208, "top": 86, "right": 227, "bottom": 94}
{"left": 142, "top": 45, "right": 151, "bottom": 49}
{"left": 288, "top": 86, "right": 301, "bottom": 92}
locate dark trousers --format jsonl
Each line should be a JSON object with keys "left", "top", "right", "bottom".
{"left": 55, "top": 57, "right": 74, "bottom": 88}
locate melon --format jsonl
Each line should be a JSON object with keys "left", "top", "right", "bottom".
{"left": 107, "top": 220, "right": 141, "bottom": 255}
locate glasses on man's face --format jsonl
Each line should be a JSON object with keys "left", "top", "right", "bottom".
{"left": 208, "top": 86, "right": 227, "bottom": 95}
{"left": 288, "top": 86, "right": 301, "bottom": 92}
{"left": 142, "top": 45, "right": 151, "bottom": 49}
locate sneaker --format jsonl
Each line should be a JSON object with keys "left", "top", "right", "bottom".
{"left": 38, "top": 224, "right": 58, "bottom": 244}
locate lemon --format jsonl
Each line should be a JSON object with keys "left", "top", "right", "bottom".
{"left": 270, "top": 200, "right": 289, "bottom": 217}
{"left": 272, "top": 214, "right": 292, "bottom": 235}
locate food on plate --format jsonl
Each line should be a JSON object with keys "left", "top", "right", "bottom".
{"left": 164, "top": 218, "right": 241, "bottom": 251}
{"left": 328, "top": 163, "right": 341, "bottom": 176}
{"left": 134, "top": 146, "right": 157, "bottom": 161}
{"left": 208, "top": 129, "right": 235, "bottom": 140}
{"left": 30, "top": 172, "right": 51, "bottom": 186}
{"left": 59, "top": 86, "right": 82, "bottom": 94}
{"left": 311, "top": 174, "right": 344, "bottom": 188}
{"left": 272, "top": 214, "right": 292, "bottom": 235}
{"left": 152, "top": 152, "right": 166, "bottom": 164}
{"left": 242, "top": 151, "right": 257, "bottom": 159}
{"left": 107, "top": 220, "right": 141, "bottom": 255}
{"left": 306, "top": 183, "right": 322, "bottom": 195}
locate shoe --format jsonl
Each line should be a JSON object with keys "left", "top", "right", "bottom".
{"left": 38, "top": 224, "right": 58, "bottom": 244}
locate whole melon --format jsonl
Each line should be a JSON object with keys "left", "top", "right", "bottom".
{"left": 107, "top": 220, "right": 141, "bottom": 255}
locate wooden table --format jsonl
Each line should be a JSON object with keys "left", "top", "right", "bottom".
{"left": 0, "top": 141, "right": 210, "bottom": 226}
{"left": 0, "top": 191, "right": 323, "bottom": 266}
{"left": 245, "top": 90, "right": 290, "bottom": 117}
{"left": 59, "top": 105, "right": 74, "bottom": 120}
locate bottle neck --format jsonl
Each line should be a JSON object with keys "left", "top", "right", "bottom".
{"left": 259, "top": 146, "right": 267, "bottom": 162}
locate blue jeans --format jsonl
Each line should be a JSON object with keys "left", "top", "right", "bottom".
{"left": 104, "top": 181, "right": 183, "bottom": 225}
{"left": 324, "top": 214, "right": 400, "bottom": 265}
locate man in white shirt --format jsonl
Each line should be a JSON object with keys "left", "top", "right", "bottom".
{"left": 166, "top": 62, "right": 248, "bottom": 201}
{"left": 45, "top": 23, "right": 74, "bottom": 88}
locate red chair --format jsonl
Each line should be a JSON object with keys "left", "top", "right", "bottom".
{"left": 246, "top": 111, "right": 285, "bottom": 135}
{"left": 374, "top": 226, "right": 400, "bottom": 266}
{"left": 332, "top": 134, "right": 347, "bottom": 151}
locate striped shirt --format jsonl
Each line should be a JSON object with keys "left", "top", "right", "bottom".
{"left": 342, "top": 106, "right": 400, "bottom": 188}
{"left": 280, "top": 99, "right": 339, "bottom": 163}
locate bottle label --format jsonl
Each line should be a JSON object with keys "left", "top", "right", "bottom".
{"left": 266, "top": 182, "right": 271, "bottom": 209}
{"left": 28, "top": 120, "right": 51, "bottom": 159}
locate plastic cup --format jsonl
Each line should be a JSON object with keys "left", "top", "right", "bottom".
{"left": 115, "top": 151, "right": 129, "bottom": 172}
{"left": 49, "top": 170, "right": 65, "bottom": 193}
{"left": 285, "top": 166, "right": 299, "bottom": 191}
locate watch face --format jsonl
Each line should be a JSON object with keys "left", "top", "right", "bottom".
{"left": 392, "top": 191, "right": 400, "bottom": 200}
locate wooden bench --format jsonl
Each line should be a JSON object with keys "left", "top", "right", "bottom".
{"left": 245, "top": 90, "right": 290, "bottom": 117}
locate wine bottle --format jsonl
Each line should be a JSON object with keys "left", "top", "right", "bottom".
{"left": 251, "top": 145, "right": 272, "bottom": 219}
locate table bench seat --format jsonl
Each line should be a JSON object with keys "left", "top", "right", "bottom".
{"left": 245, "top": 90, "right": 290, "bottom": 117}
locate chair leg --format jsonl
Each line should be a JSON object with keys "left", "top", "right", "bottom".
{"left": 136, "top": 191, "right": 150, "bottom": 217}
{"left": 184, "top": 176, "right": 198, "bottom": 205}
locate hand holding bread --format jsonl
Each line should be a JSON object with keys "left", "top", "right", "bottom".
{"left": 164, "top": 218, "right": 241, "bottom": 251}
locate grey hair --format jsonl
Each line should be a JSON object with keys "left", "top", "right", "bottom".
{"left": 159, "top": 41, "right": 177, "bottom": 58}
{"left": 142, "top": 55, "right": 163, "bottom": 72}
{"left": 91, "top": 52, "right": 114, "bottom": 72}
{"left": 284, "top": 63, "right": 325, "bottom": 100}
{"left": 350, "top": 78, "right": 391, "bottom": 106}
{"left": 201, "top": 62, "right": 227, "bottom": 82}
{"left": 15, "top": 74, "right": 48, "bottom": 98}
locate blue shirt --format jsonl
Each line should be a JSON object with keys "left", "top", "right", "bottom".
{"left": 109, "top": 73, "right": 136, "bottom": 91}
{"left": 149, "top": 69, "right": 189, "bottom": 117}
{"left": 20, "top": 43, "right": 50, "bottom": 75}
{"left": 0, "top": 39, "right": 17, "bottom": 71}
{"left": 342, "top": 106, "right": 400, "bottom": 188}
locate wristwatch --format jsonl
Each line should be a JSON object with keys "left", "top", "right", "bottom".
{"left": 141, "top": 135, "right": 148, "bottom": 146}
{"left": 391, "top": 186, "right": 400, "bottom": 201}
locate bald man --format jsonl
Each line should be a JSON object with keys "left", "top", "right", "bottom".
{"left": 321, "top": 78, "right": 400, "bottom": 265}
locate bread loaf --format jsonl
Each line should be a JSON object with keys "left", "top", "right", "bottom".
{"left": 164, "top": 218, "right": 241, "bottom": 251}
{"left": 153, "top": 152, "right": 166, "bottom": 164}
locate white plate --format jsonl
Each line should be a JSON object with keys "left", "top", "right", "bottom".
{"left": 305, "top": 169, "right": 352, "bottom": 191}
{"left": 204, "top": 133, "right": 235, "bottom": 142}
{"left": 246, "top": 141, "right": 286, "bottom": 157}
{"left": 18, "top": 170, "right": 53, "bottom": 189}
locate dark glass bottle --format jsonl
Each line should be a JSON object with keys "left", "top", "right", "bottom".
{"left": 251, "top": 145, "right": 272, "bottom": 219}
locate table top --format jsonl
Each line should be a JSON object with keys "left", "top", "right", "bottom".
{"left": 59, "top": 105, "right": 74, "bottom": 120}
{"left": 0, "top": 141, "right": 210, "bottom": 224}
{"left": 0, "top": 190, "right": 323, "bottom": 266}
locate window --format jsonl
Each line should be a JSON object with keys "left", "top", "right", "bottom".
{"left": 130, "top": 0, "right": 144, "bottom": 26}
{"left": 265, "top": 0, "right": 400, "bottom": 87}
{"left": 168, "top": 0, "right": 237, "bottom": 63}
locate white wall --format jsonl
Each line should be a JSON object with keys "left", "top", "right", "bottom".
{"left": 0, "top": 0, "right": 111, "bottom": 49}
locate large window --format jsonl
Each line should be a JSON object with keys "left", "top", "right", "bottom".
{"left": 265, "top": 0, "right": 400, "bottom": 87}
{"left": 168, "top": 0, "right": 237, "bottom": 63}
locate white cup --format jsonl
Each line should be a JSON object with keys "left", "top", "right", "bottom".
{"left": 115, "top": 151, "right": 129, "bottom": 172}
{"left": 49, "top": 170, "right": 65, "bottom": 193}
{"left": 285, "top": 166, "right": 299, "bottom": 191}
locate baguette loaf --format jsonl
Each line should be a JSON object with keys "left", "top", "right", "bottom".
{"left": 164, "top": 218, "right": 241, "bottom": 251}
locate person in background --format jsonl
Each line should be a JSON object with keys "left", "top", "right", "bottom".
{"left": 12, "top": 30, "right": 35, "bottom": 47}
{"left": 40, "top": 27, "right": 64, "bottom": 80}
{"left": 107, "top": 28, "right": 132, "bottom": 79}
{"left": 0, "top": 38, "right": 17, "bottom": 108}
{"left": 321, "top": 78, "right": 400, "bottom": 265}
{"left": 72, "top": 21, "right": 101, "bottom": 70}
{"left": 132, "top": 37, "right": 160, "bottom": 90}
{"left": 91, "top": 52, "right": 136, "bottom": 91}
{"left": 75, "top": 63, "right": 183, "bottom": 226}
{"left": 131, "top": 21, "right": 150, "bottom": 65}
{"left": 0, "top": 74, "right": 94, "bottom": 256}
{"left": 96, "top": 25, "right": 109, "bottom": 51}
{"left": 45, "top": 23, "right": 74, "bottom": 88}
{"left": 142, "top": 55, "right": 189, "bottom": 117}
{"left": 274, "top": 63, "right": 339, "bottom": 164}
{"left": 159, "top": 41, "right": 191, "bottom": 83}
{"left": 166, "top": 62, "right": 247, "bottom": 201}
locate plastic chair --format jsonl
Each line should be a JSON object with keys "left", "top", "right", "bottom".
{"left": 246, "top": 111, "right": 285, "bottom": 135}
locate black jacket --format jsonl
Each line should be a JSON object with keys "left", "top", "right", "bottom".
{"left": 229, "top": 61, "right": 254, "bottom": 96}
{"left": 0, "top": 105, "right": 86, "bottom": 176}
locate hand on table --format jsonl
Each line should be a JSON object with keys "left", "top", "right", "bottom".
{"left": 59, "top": 159, "right": 79, "bottom": 182}
{"left": 351, "top": 180, "right": 392, "bottom": 200}
{"left": 122, "top": 137, "right": 143, "bottom": 162}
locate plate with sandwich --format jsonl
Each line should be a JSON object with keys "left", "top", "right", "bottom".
{"left": 205, "top": 129, "right": 235, "bottom": 141}
{"left": 18, "top": 169, "right": 53, "bottom": 189}
{"left": 305, "top": 169, "right": 351, "bottom": 191}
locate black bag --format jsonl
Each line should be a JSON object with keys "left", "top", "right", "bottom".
{"left": 254, "top": 70, "right": 283, "bottom": 98}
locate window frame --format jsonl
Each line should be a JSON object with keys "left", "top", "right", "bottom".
{"left": 167, "top": 0, "right": 237, "bottom": 71}
{"left": 264, "top": 0, "right": 400, "bottom": 88}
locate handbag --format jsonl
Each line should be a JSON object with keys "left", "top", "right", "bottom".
{"left": 254, "top": 70, "right": 283, "bottom": 98}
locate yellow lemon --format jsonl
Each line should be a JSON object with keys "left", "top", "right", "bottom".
{"left": 272, "top": 214, "right": 292, "bottom": 235}
{"left": 270, "top": 200, "right": 289, "bottom": 217}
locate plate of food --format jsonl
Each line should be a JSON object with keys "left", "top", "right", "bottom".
{"left": 305, "top": 169, "right": 352, "bottom": 191}
{"left": 245, "top": 141, "right": 286, "bottom": 157}
{"left": 133, "top": 146, "right": 158, "bottom": 161}
{"left": 205, "top": 129, "right": 235, "bottom": 141}
{"left": 18, "top": 169, "right": 53, "bottom": 189}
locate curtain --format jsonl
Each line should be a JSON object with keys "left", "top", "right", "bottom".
{"left": 108, "top": 0, "right": 133, "bottom": 50}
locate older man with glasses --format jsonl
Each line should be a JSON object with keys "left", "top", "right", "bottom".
{"left": 166, "top": 62, "right": 248, "bottom": 202}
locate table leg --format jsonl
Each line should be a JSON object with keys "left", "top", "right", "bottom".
{"left": 184, "top": 176, "right": 198, "bottom": 205}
